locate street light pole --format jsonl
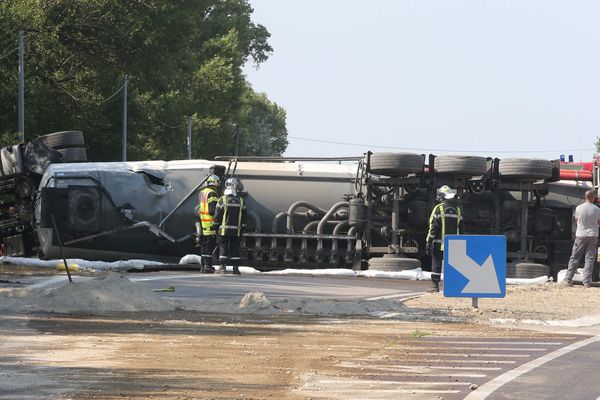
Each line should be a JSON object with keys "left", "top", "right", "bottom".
{"left": 17, "top": 31, "right": 24, "bottom": 142}
{"left": 122, "top": 75, "right": 128, "bottom": 161}
{"left": 187, "top": 116, "right": 192, "bottom": 160}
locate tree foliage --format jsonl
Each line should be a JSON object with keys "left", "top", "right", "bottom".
{"left": 0, "top": 0, "right": 288, "bottom": 161}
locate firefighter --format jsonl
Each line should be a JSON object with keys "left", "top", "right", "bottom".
{"left": 213, "top": 177, "right": 246, "bottom": 275}
{"left": 196, "top": 174, "right": 220, "bottom": 273}
{"left": 425, "top": 185, "right": 462, "bottom": 292}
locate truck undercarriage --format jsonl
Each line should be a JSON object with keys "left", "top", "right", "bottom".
{"left": 0, "top": 132, "right": 593, "bottom": 281}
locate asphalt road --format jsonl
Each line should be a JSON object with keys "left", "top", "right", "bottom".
{"left": 128, "top": 272, "right": 431, "bottom": 300}
{"left": 486, "top": 337, "right": 600, "bottom": 400}
{"left": 4, "top": 271, "right": 600, "bottom": 399}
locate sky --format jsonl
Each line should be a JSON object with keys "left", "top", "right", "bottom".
{"left": 244, "top": 0, "right": 600, "bottom": 161}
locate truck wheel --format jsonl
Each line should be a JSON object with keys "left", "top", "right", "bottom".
{"left": 506, "top": 262, "right": 550, "bottom": 279}
{"left": 34, "top": 131, "right": 84, "bottom": 149}
{"left": 58, "top": 147, "right": 87, "bottom": 162}
{"left": 369, "top": 152, "right": 424, "bottom": 176}
{"left": 499, "top": 158, "right": 552, "bottom": 182}
{"left": 368, "top": 255, "right": 421, "bottom": 271}
{"left": 434, "top": 155, "right": 488, "bottom": 177}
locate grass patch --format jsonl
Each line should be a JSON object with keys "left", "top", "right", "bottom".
{"left": 410, "top": 329, "right": 430, "bottom": 338}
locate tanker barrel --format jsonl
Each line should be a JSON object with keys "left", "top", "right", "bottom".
{"left": 246, "top": 209, "right": 262, "bottom": 232}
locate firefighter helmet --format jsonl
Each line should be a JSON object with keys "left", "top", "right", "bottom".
{"left": 206, "top": 174, "right": 220, "bottom": 187}
{"left": 224, "top": 177, "right": 238, "bottom": 196}
{"left": 437, "top": 185, "right": 456, "bottom": 200}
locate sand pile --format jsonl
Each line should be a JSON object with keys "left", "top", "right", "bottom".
{"left": 238, "top": 291, "right": 278, "bottom": 312}
{"left": 20, "top": 272, "right": 176, "bottom": 313}
{"left": 173, "top": 291, "right": 438, "bottom": 319}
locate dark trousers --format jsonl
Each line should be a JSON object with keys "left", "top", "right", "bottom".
{"left": 218, "top": 235, "right": 241, "bottom": 267}
{"left": 200, "top": 235, "right": 216, "bottom": 268}
{"left": 431, "top": 247, "right": 443, "bottom": 284}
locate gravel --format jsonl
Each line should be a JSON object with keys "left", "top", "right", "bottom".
{"left": 404, "top": 282, "right": 600, "bottom": 324}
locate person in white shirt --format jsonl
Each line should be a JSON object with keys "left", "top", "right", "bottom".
{"left": 564, "top": 190, "right": 600, "bottom": 287}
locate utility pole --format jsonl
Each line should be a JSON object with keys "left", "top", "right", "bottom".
{"left": 186, "top": 116, "right": 192, "bottom": 160}
{"left": 122, "top": 75, "right": 128, "bottom": 161}
{"left": 233, "top": 124, "right": 240, "bottom": 157}
{"left": 17, "top": 31, "right": 24, "bottom": 142}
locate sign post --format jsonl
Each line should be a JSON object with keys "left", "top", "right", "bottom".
{"left": 443, "top": 235, "right": 506, "bottom": 307}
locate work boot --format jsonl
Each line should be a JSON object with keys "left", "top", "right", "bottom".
{"left": 214, "top": 264, "right": 227, "bottom": 274}
{"left": 204, "top": 266, "right": 215, "bottom": 274}
{"left": 560, "top": 279, "right": 573, "bottom": 287}
{"left": 583, "top": 282, "right": 592, "bottom": 288}
{"left": 232, "top": 266, "right": 241, "bottom": 275}
{"left": 427, "top": 282, "right": 440, "bottom": 293}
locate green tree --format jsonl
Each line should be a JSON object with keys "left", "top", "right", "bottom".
{"left": 0, "top": 0, "right": 287, "bottom": 161}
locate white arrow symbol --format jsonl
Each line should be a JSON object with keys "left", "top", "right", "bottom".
{"left": 447, "top": 239, "right": 501, "bottom": 294}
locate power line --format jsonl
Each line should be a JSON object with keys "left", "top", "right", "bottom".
{"left": 156, "top": 118, "right": 186, "bottom": 129}
{"left": 98, "top": 81, "right": 127, "bottom": 104}
{"left": 288, "top": 135, "right": 594, "bottom": 154}
{"left": 0, "top": 46, "right": 18, "bottom": 61}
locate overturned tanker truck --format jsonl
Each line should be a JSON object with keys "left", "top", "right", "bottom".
{"left": 0, "top": 130, "right": 591, "bottom": 280}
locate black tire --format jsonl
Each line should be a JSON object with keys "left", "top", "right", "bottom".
{"left": 34, "top": 131, "right": 84, "bottom": 149}
{"left": 368, "top": 255, "right": 421, "bottom": 271}
{"left": 499, "top": 158, "right": 552, "bottom": 182}
{"left": 58, "top": 147, "right": 87, "bottom": 162}
{"left": 506, "top": 262, "right": 550, "bottom": 279}
{"left": 434, "top": 155, "right": 488, "bottom": 177}
{"left": 369, "top": 152, "right": 424, "bottom": 176}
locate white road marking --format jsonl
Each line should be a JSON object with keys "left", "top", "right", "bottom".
{"left": 346, "top": 366, "right": 487, "bottom": 376}
{"left": 427, "top": 340, "right": 563, "bottom": 346}
{"left": 130, "top": 274, "right": 199, "bottom": 282}
{"left": 366, "top": 292, "right": 424, "bottom": 300}
{"left": 319, "top": 380, "right": 470, "bottom": 386}
{"left": 353, "top": 357, "right": 517, "bottom": 364}
{"left": 321, "top": 388, "right": 462, "bottom": 394}
{"left": 464, "top": 335, "right": 600, "bottom": 400}
{"left": 432, "top": 365, "right": 501, "bottom": 371}
{"left": 406, "top": 346, "right": 547, "bottom": 351}
{"left": 389, "top": 359, "right": 517, "bottom": 364}
{"left": 339, "top": 362, "right": 499, "bottom": 372}
{"left": 412, "top": 352, "right": 531, "bottom": 358}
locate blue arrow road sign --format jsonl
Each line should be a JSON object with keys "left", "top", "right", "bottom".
{"left": 443, "top": 235, "right": 506, "bottom": 298}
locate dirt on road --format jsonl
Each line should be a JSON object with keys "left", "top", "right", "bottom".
{"left": 0, "top": 271, "right": 597, "bottom": 399}
{"left": 0, "top": 310, "right": 566, "bottom": 400}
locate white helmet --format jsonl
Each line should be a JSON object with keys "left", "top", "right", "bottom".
{"left": 206, "top": 174, "right": 220, "bottom": 187}
{"left": 224, "top": 178, "right": 238, "bottom": 196}
{"left": 437, "top": 185, "right": 457, "bottom": 200}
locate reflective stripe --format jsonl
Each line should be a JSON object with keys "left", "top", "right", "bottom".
{"left": 426, "top": 204, "right": 442, "bottom": 242}
{"left": 199, "top": 188, "right": 217, "bottom": 234}
{"left": 427, "top": 203, "right": 462, "bottom": 251}
{"left": 440, "top": 213, "right": 460, "bottom": 219}
{"left": 219, "top": 196, "right": 244, "bottom": 236}
{"left": 230, "top": 257, "right": 241, "bottom": 260}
